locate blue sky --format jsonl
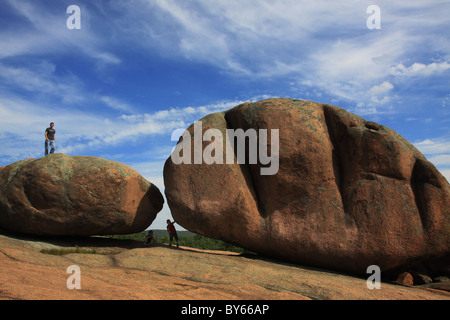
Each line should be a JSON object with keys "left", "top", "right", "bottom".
{"left": 1, "top": 0, "right": 449, "bottom": 230}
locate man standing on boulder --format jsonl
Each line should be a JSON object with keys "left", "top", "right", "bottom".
{"left": 45, "top": 122, "right": 56, "bottom": 155}
{"left": 166, "top": 219, "right": 179, "bottom": 248}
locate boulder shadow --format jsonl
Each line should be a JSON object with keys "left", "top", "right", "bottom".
{"left": 0, "top": 227, "right": 144, "bottom": 250}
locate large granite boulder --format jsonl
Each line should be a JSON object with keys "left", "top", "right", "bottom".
{"left": 164, "top": 98, "right": 450, "bottom": 275}
{"left": 0, "top": 154, "right": 164, "bottom": 236}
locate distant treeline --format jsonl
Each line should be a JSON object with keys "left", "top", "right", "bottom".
{"left": 107, "top": 230, "right": 251, "bottom": 254}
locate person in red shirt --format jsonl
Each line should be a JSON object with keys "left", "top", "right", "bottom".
{"left": 166, "top": 219, "right": 179, "bottom": 248}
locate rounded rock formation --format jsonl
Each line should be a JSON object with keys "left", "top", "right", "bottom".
{"left": 0, "top": 154, "right": 164, "bottom": 236}
{"left": 163, "top": 98, "right": 450, "bottom": 275}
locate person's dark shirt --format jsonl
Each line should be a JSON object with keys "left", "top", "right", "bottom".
{"left": 167, "top": 222, "right": 177, "bottom": 235}
{"left": 46, "top": 127, "right": 55, "bottom": 140}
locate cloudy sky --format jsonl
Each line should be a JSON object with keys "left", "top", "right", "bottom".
{"left": 1, "top": 0, "right": 449, "bottom": 229}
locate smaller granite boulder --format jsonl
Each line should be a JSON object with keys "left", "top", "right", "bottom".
{"left": 0, "top": 154, "right": 164, "bottom": 236}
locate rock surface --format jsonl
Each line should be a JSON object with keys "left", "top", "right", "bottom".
{"left": 395, "top": 272, "right": 414, "bottom": 287}
{"left": 0, "top": 154, "right": 164, "bottom": 236}
{"left": 0, "top": 232, "right": 448, "bottom": 300}
{"left": 164, "top": 98, "right": 450, "bottom": 275}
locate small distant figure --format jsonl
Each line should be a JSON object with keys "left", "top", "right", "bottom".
{"left": 45, "top": 122, "right": 56, "bottom": 155}
{"left": 166, "top": 219, "right": 179, "bottom": 248}
{"left": 143, "top": 230, "right": 154, "bottom": 247}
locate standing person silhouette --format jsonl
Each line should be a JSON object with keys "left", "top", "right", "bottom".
{"left": 166, "top": 219, "right": 179, "bottom": 248}
{"left": 45, "top": 122, "right": 56, "bottom": 155}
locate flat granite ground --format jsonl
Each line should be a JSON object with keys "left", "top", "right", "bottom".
{"left": 0, "top": 232, "right": 448, "bottom": 300}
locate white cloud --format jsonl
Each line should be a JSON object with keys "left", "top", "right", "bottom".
{"left": 0, "top": 62, "right": 84, "bottom": 104}
{"left": 367, "top": 81, "right": 394, "bottom": 105}
{"left": 1, "top": 0, "right": 120, "bottom": 66}
{"left": 414, "top": 137, "right": 450, "bottom": 155}
{"left": 3, "top": 0, "right": 449, "bottom": 111}
{"left": 369, "top": 81, "right": 394, "bottom": 96}
{"left": 440, "top": 169, "right": 450, "bottom": 183}
{"left": 414, "top": 137, "right": 450, "bottom": 183}
{"left": 428, "top": 154, "right": 450, "bottom": 167}
{"left": 106, "top": 0, "right": 450, "bottom": 115}
{"left": 92, "top": 53, "right": 122, "bottom": 65}
{"left": 113, "top": 0, "right": 368, "bottom": 75}
{"left": 391, "top": 62, "right": 450, "bottom": 77}
{"left": 101, "top": 96, "right": 134, "bottom": 113}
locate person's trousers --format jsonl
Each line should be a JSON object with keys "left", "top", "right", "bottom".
{"left": 169, "top": 233, "right": 179, "bottom": 242}
{"left": 45, "top": 140, "right": 55, "bottom": 155}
